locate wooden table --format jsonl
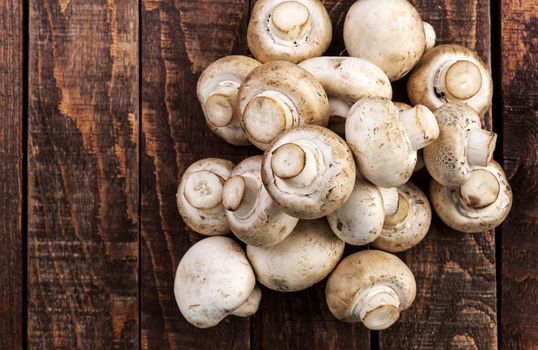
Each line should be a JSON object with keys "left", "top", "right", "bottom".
{"left": 1, "top": 0, "right": 536, "bottom": 349}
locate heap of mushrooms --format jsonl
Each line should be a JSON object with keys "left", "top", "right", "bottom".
{"left": 172, "top": 0, "right": 513, "bottom": 332}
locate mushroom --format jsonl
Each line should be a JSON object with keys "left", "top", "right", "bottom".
{"left": 298, "top": 57, "right": 392, "bottom": 135}
{"left": 222, "top": 155, "right": 299, "bottom": 247}
{"left": 247, "top": 219, "right": 345, "bottom": 292}
{"left": 345, "top": 97, "right": 439, "bottom": 187}
{"left": 247, "top": 0, "right": 332, "bottom": 63}
{"left": 423, "top": 102, "right": 497, "bottom": 187}
{"left": 197, "top": 56, "right": 261, "bottom": 145}
{"left": 430, "top": 160, "right": 512, "bottom": 233}
{"left": 177, "top": 158, "right": 234, "bottom": 235}
{"left": 407, "top": 44, "right": 494, "bottom": 116}
{"left": 261, "top": 125, "right": 356, "bottom": 219}
{"left": 343, "top": 0, "right": 435, "bottom": 81}
{"left": 238, "top": 61, "right": 330, "bottom": 150}
{"left": 372, "top": 182, "right": 431, "bottom": 252}
{"left": 174, "top": 236, "right": 262, "bottom": 328}
{"left": 325, "top": 249, "right": 416, "bottom": 330}
{"left": 394, "top": 102, "right": 425, "bottom": 172}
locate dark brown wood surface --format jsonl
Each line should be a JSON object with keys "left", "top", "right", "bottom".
{"left": 0, "top": 0, "right": 23, "bottom": 349}
{"left": 28, "top": 0, "right": 139, "bottom": 349}
{"left": 499, "top": 1, "right": 538, "bottom": 349}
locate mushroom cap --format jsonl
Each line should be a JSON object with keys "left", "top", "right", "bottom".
{"left": 177, "top": 158, "right": 234, "bottom": 235}
{"left": 345, "top": 97, "right": 416, "bottom": 187}
{"left": 247, "top": 219, "right": 345, "bottom": 291}
{"left": 373, "top": 182, "right": 431, "bottom": 252}
{"left": 343, "top": 0, "right": 426, "bottom": 81}
{"left": 423, "top": 102, "right": 496, "bottom": 187}
{"left": 326, "top": 250, "right": 416, "bottom": 327}
{"left": 327, "top": 176, "right": 385, "bottom": 246}
{"left": 223, "top": 156, "right": 299, "bottom": 247}
{"left": 247, "top": 0, "right": 332, "bottom": 63}
{"left": 174, "top": 236, "right": 256, "bottom": 328}
{"left": 430, "top": 160, "right": 512, "bottom": 233}
{"left": 262, "top": 125, "right": 356, "bottom": 219}
{"left": 407, "top": 44, "right": 493, "bottom": 116}
{"left": 197, "top": 56, "right": 261, "bottom": 145}
{"left": 239, "top": 61, "right": 330, "bottom": 150}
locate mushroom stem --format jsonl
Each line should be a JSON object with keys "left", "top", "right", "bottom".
{"left": 231, "top": 285, "right": 262, "bottom": 317}
{"left": 384, "top": 194, "right": 410, "bottom": 227}
{"left": 204, "top": 82, "right": 239, "bottom": 127}
{"left": 436, "top": 60, "right": 483, "bottom": 100}
{"left": 352, "top": 285, "right": 401, "bottom": 330}
{"left": 271, "top": 142, "right": 318, "bottom": 188}
{"left": 459, "top": 168, "right": 500, "bottom": 209}
{"left": 467, "top": 128, "right": 497, "bottom": 167}
{"left": 379, "top": 187, "right": 399, "bottom": 216}
{"left": 222, "top": 175, "right": 246, "bottom": 211}
{"left": 184, "top": 170, "right": 224, "bottom": 210}
{"left": 400, "top": 105, "right": 440, "bottom": 150}
{"left": 423, "top": 22, "right": 436, "bottom": 50}
{"left": 270, "top": 1, "right": 311, "bottom": 42}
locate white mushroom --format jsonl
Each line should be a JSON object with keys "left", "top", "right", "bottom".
{"left": 430, "top": 160, "right": 512, "bottom": 233}
{"left": 238, "top": 61, "right": 330, "bottom": 150}
{"left": 343, "top": 0, "right": 435, "bottom": 81}
{"left": 346, "top": 97, "right": 439, "bottom": 187}
{"left": 394, "top": 102, "right": 425, "bottom": 172}
{"left": 247, "top": 219, "right": 345, "bottom": 292}
{"left": 197, "top": 56, "right": 261, "bottom": 145}
{"left": 247, "top": 0, "right": 332, "bottom": 63}
{"left": 177, "top": 158, "right": 234, "bottom": 235}
{"left": 407, "top": 44, "right": 494, "bottom": 116}
{"left": 222, "top": 156, "right": 299, "bottom": 247}
{"left": 298, "top": 56, "right": 392, "bottom": 135}
{"left": 262, "top": 125, "right": 356, "bottom": 219}
{"left": 326, "top": 250, "right": 416, "bottom": 330}
{"left": 373, "top": 182, "right": 431, "bottom": 252}
{"left": 423, "top": 102, "right": 497, "bottom": 187}
{"left": 174, "top": 236, "right": 261, "bottom": 328}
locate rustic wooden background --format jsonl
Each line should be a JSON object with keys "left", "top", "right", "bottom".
{"left": 0, "top": 0, "right": 536, "bottom": 349}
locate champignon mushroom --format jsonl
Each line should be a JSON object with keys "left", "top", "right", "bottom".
{"left": 326, "top": 249, "right": 416, "bottom": 330}
{"left": 247, "top": 219, "right": 345, "bottom": 292}
{"left": 423, "top": 102, "right": 497, "bottom": 187}
{"left": 430, "top": 160, "right": 512, "bottom": 233}
{"left": 394, "top": 102, "right": 425, "bottom": 172}
{"left": 298, "top": 56, "right": 392, "bottom": 135}
{"left": 345, "top": 97, "right": 439, "bottom": 187}
{"left": 238, "top": 61, "right": 330, "bottom": 150}
{"left": 174, "top": 236, "right": 261, "bottom": 328}
{"left": 177, "top": 158, "right": 234, "bottom": 235}
{"left": 197, "top": 56, "right": 261, "bottom": 145}
{"left": 247, "top": 0, "right": 332, "bottom": 63}
{"left": 222, "top": 155, "right": 299, "bottom": 247}
{"left": 407, "top": 44, "right": 494, "bottom": 116}
{"left": 372, "top": 182, "right": 431, "bottom": 252}
{"left": 261, "top": 125, "right": 356, "bottom": 219}
{"left": 343, "top": 0, "right": 435, "bottom": 81}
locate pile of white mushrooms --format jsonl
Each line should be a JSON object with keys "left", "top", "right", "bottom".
{"left": 174, "top": 0, "right": 512, "bottom": 331}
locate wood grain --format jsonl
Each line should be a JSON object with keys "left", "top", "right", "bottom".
{"left": 499, "top": 1, "right": 538, "bottom": 349}
{"left": 0, "top": 0, "right": 23, "bottom": 348}
{"left": 379, "top": 1, "right": 498, "bottom": 349}
{"left": 28, "top": 0, "right": 139, "bottom": 349}
{"left": 140, "top": 1, "right": 254, "bottom": 349}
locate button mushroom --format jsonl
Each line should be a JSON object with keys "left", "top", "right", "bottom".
{"left": 197, "top": 56, "right": 261, "bottom": 145}
{"left": 174, "top": 236, "right": 262, "bottom": 328}
{"left": 345, "top": 97, "right": 439, "bottom": 187}
{"left": 222, "top": 155, "right": 299, "bottom": 247}
{"left": 343, "top": 0, "right": 435, "bottom": 81}
{"left": 372, "top": 182, "right": 431, "bottom": 252}
{"left": 247, "top": 0, "right": 332, "bottom": 63}
{"left": 430, "top": 160, "right": 512, "bottom": 233}
{"left": 261, "top": 125, "right": 356, "bottom": 219}
{"left": 394, "top": 102, "right": 425, "bottom": 172}
{"left": 298, "top": 56, "right": 392, "bottom": 135}
{"left": 238, "top": 61, "right": 330, "bottom": 150}
{"left": 407, "top": 44, "right": 494, "bottom": 116}
{"left": 423, "top": 102, "right": 497, "bottom": 187}
{"left": 246, "top": 219, "right": 345, "bottom": 292}
{"left": 326, "top": 249, "right": 416, "bottom": 330}
{"left": 177, "top": 158, "right": 234, "bottom": 235}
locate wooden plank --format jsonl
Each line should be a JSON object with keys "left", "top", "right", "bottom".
{"left": 499, "top": 1, "right": 538, "bottom": 348}
{"left": 140, "top": 1, "right": 253, "bottom": 348}
{"left": 379, "top": 1, "right": 498, "bottom": 349}
{"left": 0, "top": 0, "right": 23, "bottom": 348}
{"left": 28, "top": 1, "right": 139, "bottom": 349}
